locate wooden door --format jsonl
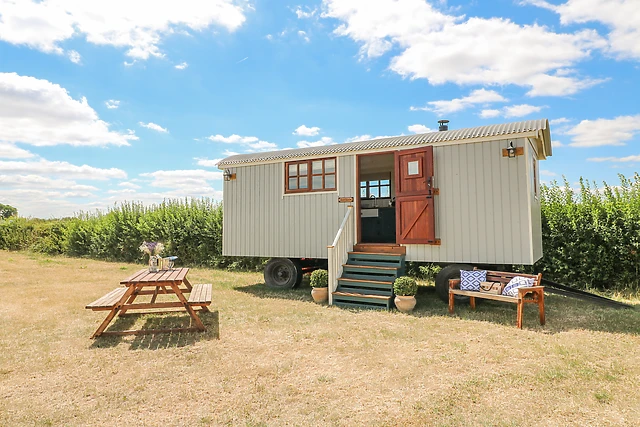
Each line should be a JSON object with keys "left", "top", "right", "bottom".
{"left": 395, "top": 146, "right": 436, "bottom": 244}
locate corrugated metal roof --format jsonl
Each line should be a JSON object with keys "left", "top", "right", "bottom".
{"left": 218, "top": 118, "right": 550, "bottom": 167}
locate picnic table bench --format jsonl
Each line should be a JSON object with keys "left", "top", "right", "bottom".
{"left": 86, "top": 268, "right": 212, "bottom": 338}
{"left": 448, "top": 269, "right": 545, "bottom": 329}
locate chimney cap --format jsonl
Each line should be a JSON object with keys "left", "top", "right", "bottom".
{"left": 438, "top": 119, "right": 449, "bottom": 131}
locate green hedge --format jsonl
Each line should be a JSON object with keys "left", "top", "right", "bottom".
{"left": 2, "top": 173, "right": 640, "bottom": 291}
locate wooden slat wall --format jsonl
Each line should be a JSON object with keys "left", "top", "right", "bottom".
{"left": 405, "top": 138, "right": 535, "bottom": 265}
{"left": 223, "top": 156, "right": 356, "bottom": 258}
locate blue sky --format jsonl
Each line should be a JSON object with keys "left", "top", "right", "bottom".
{"left": 0, "top": 0, "right": 638, "bottom": 218}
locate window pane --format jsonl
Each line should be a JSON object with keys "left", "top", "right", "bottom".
{"left": 380, "top": 186, "right": 390, "bottom": 198}
{"left": 288, "top": 177, "right": 298, "bottom": 190}
{"left": 325, "top": 174, "right": 335, "bottom": 189}
{"left": 360, "top": 187, "right": 367, "bottom": 198}
{"left": 299, "top": 163, "right": 308, "bottom": 176}
{"left": 312, "top": 176, "right": 323, "bottom": 189}
{"left": 299, "top": 177, "right": 308, "bottom": 189}
{"left": 370, "top": 180, "right": 379, "bottom": 186}
{"left": 312, "top": 160, "right": 323, "bottom": 174}
{"left": 370, "top": 187, "right": 379, "bottom": 197}
{"left": 407, "top": 160, "right": 419, "bottom": 176}
{"left": 380, "top": 179, "right": 390, "bottom": 185}
{"left": 360, "top": 181, "right": 366, "bottom": 188}
{"left": 289, "top": 164, "right": 297, "bottom": 176}
{"left": 325, "top": 159, "right": 335, "bottom": 173}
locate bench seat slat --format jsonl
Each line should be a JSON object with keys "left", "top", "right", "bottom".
{"left": 449, "top": 289, "right": 518, "bottom": 303}
{"left": 86, "top": 287, "right": 127, "bottom": 309}
{"left": 187, "top": 284, "right": 212, "bottom": 305}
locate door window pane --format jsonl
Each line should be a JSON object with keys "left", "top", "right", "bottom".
{"left": 289, "top": 164, "right": 297, "bottom": 176}
{"left": 299, "top": 177, "right": 308, "bottom": 189}
{"left": 312, "top": 160, "right": 323, "bottom": 174}
{"left": 407, "top": 160, "right": 419, "bottom": 176}
{"left": 325, "top": 174, "right": 335, "bottom": 189}
{"left": 325, "top": 159, "right": 335, "bottom": 173}
{"left": 289, "top": 178, "right": 298, "bottom": 190}
{"left": 312, "top": 176, "right": 323, "bottom": 189}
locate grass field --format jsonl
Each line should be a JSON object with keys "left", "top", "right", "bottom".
{"left": 1, "top": 251, "right": 640, "bottom": 426}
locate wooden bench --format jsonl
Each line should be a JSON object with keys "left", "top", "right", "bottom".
{"left": 448, "top": 270, "right": 544, "bottom": 329}
{"left": 187, "top": 283, "right": 212, "bottom": 310}
{"left": 85, "top": 287, "right": 128, "bottom": 311}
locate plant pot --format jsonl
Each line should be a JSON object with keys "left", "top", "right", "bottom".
{"left": 394, "top": 295, "right": 416, "bottom": 312}
{"left": 311, "top": 287, "right": 328, "bottom": 303}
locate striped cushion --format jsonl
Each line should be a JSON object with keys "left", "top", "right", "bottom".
{"left": 502, "top": 276, "right": 535, "bottom": 297}
{"left": 460, "top": 270, "right": 486, "bottom": 291}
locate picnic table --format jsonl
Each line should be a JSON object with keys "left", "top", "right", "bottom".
{"left": 86, "top": 268, "right": 211, "bottom": 338}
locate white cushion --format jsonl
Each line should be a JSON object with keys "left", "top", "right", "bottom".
{"left": 502, "top": 276, "right": 535, "bottom": 297}
{"left": 460, "top": 270, "right": 486, "bottom": 291}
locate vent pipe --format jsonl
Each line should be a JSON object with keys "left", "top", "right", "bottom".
{"left": 438, "top": 120, "right": 449, "bottom": 132}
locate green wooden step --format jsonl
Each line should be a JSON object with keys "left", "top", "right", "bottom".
{"left": 342, "top": 265, "right": 399, "bottom": 281}
{"left": 348, "top": 252, "right": 405, "bottom": 268}
{"left": 332, "top": 291, "right": 392, "bottom": 310}
{"left": 337, "top": 278, "right": 393, "bottom": 291}
{"left": 336, "top": 286, "right": 392, "bottom": 297}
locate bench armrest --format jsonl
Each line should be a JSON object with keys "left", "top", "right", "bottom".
{"left": 449, "top": 279, "right": 461, "bottom": 289}
{"left": 518, "top": 286, "right": 544, "bottom": 295}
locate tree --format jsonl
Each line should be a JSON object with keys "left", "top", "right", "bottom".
{"left": 0, "top": 203, "right": 17, "bottom": 219}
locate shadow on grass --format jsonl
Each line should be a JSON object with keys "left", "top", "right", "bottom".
{"left": 90, "top": 310, "right": 220, "bottom": 350}
{"left": 411, "top": 286, "right": 640, "bottom": 335}
{"left": 234, "top": 280, "right": 314, "bottom": 304}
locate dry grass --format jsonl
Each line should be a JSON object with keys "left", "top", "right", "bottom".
{"left": 1, "top": 251, "right": 640, "bottom": 426}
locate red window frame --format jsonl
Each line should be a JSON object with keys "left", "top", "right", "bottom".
{"left": 285, "top": 157, "right": 337, "bottom": 194}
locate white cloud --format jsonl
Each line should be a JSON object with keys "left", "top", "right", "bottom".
{"left": 587, "top": 155, "right": 640, "bottom": 163}
{"left": 529, "top": 0, "right": 640, "bottom": 60}
{"left": 298, "top": 30, "right": 310, "bottom": 42}
{"left": 0, "top": 174, "right": 98, "bottom": 191}
{"left": 0, "top": 143, "right": 34, "bottom": 159}
{"left": 105, "top": 99, "right": 120, "bottom": 109}
{"left": 323, "top": 0, "right": 606, "bottom": 96}
{"left": 540, "top": 170, "right": 558, "bottom": 177}
{"left": 0, "top": 159, "right": 126, "bottom": 180}
{"left": 552, "top": 140, "right": 564, "bottom": 147}
{"left": 107, "top": 188, "right": 137, "bottom": 194}
{"left": 550, "top": 117, "right": 571, "bottom": 125}
{"left": 208, "top": 133, "right": 276, "bottom": 152}
{"left": 195, "top": 158, "right": 223, "bottom": 167}
{"left": 236, "top": 57, "right": 249, "bottom": 64}
{"left": 208, "top": 134, "right": 258, "bottom": 143}
{"left": 479, "top": 104, "right": 544, "bottom": 118}
{"left": 480, "top": 109, "right": 501, "bottom": 119}
{"left": 140, "top": 169, "right": 223, "bottom": 195}
{"left": 223, "top": 150, "right": 239, "bottom": 156}
{"left": 124, "top": 60, "right": 136, "bottom": 67}
{"left": 0, "top": 0, "right": 246, "bottom": 60}
{"left": 68, "top": 50, "right": 81, "bottom": 64}
{"left": 118, "top": 181, "right": 141, "bottom": 189}
{"left": 344, "top": 134, "right": 396, "bottom": 143}
{"left": 265, "top": 34, "right": 273, "bottom": 41}
{"left": 0, "top": 72, "right": 137, "bottom": 147}
{"left": 295, "top": 7, "right": 317, "bottom": 19}
{"left": 411, "top": 89, "right": 507, "bottom": 114}
{"left": 139, "top": 122, "right": 168, "bottom": 133}
{"left": 297, "top": 137, "right": 336, "bottom": 148}
{"left": 175, "top": 62, "right": 188, "bottom": 70}
{"left": 566, "top": 115, "right": 640, "bottom": 147}
{"left": 407, "top": 124, "right": 433, "bottom": 134}
{"left": 293, "top": 125, "right": 321, "bottom": 136}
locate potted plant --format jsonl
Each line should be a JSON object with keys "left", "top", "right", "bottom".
{"left": 393, "top": 276, "right": 418, "bottom": 313}
{"left": 310, "top": 269, "right": 329, "bottom": 303}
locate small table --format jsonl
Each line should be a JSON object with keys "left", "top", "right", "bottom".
{"left": 86, "top": 268, "right": 211, "bottom": 338}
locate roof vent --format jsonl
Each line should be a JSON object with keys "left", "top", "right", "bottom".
{"left": 438, "top": 120, "right": 449, "bottom": 132}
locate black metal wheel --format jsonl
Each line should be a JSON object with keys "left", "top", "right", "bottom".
{"left": 434, "top": 263, "right": 473, "bottom": 303}
{"left": 264, "top": 258, "right": 303, "bottom": 289}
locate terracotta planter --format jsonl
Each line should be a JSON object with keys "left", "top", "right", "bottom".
{"left": 394, "top": 295, "right": 416, "bottom": 312}
{"left": 311, "top": 287, "right": 328, "bottom": 303}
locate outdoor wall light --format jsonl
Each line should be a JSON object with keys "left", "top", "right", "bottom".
{"left": 506, "top": 141, "right": 516, "bottom": 158}
{"left": 223, "top": 169, "right": 236, "bottom": 181}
